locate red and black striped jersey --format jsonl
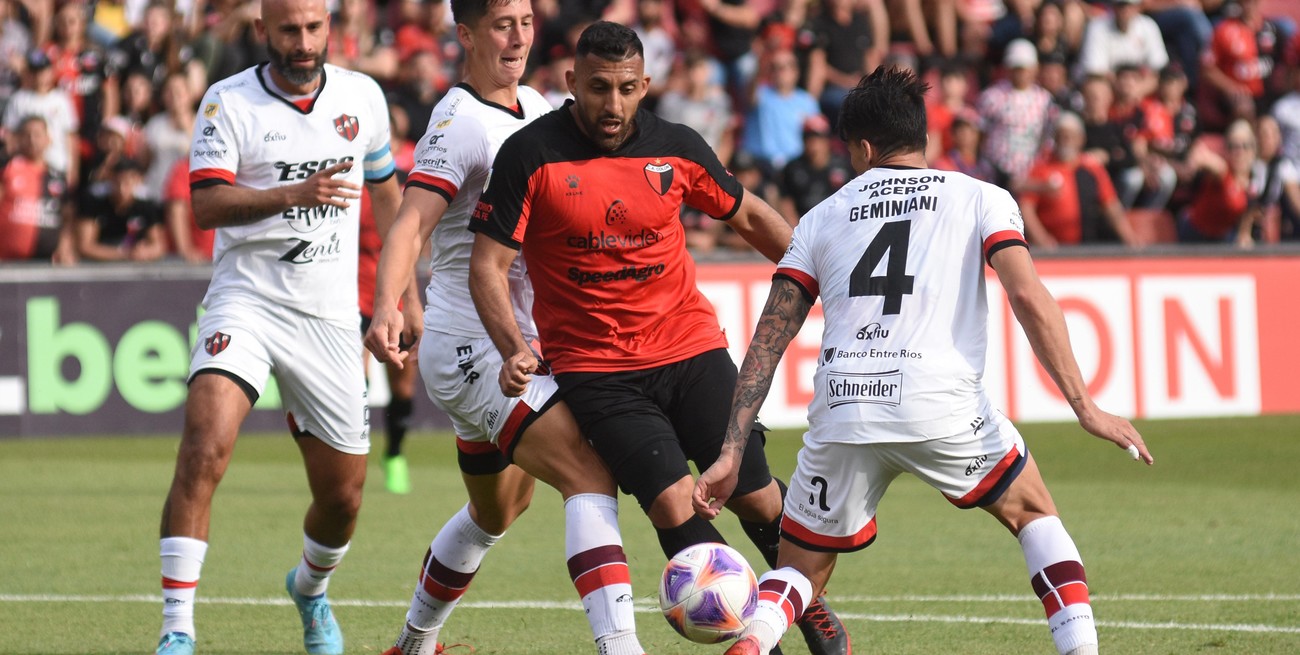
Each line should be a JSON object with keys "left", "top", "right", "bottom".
{"left": 471, "top": 101, "right": 744, "bottom": 373}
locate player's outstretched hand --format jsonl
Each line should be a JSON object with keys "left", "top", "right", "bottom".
{"left": 364, "top": 304, "right": 409, "bottom": 367}
{"left": 293, "top": 161, "right": 361, "bottom": 209}
{"left": 693, "top": 451, "right": 742, "bottom": 520}
{"left": 1079, "top": 407, "right": 1154, "bottom": 465}
{"left": 498, "top": 350, "right": 537, "bottom": 398}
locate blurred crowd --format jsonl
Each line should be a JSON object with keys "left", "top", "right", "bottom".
{"left": 1, "top": 0, "right": 1299, "bottom": 264}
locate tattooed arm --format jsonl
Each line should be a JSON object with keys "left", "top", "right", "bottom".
{"left": 693, "top": 276, "right": 815, "bottom": 518}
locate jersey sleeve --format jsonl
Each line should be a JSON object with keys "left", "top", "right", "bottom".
{"left": 189, "top": 88, "right": 240, "bottom": 190}
{"left": 405, "top": 115, "right": 488, "bottom": 204}
{"left": 676, "top": 123, "right": 745, "bottom": 220}
{"left": 774, "top": 217, "right": 820, "bottom": 302}
{"left": 468, "top": 129, "right": 536, "bottom": 249}
{"left": 363, "top": 81, "right": 396, "bottom": 183}
{"left": 979, "top": 184, "right": 1028, "bottom": 264}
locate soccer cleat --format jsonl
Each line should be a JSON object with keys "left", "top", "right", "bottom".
{"left": 384, "top": 455, "right": 412, "bottom": 494}
{"left": 380, "top": 642, "right": 474, "bottom": 655}
{"left": 796, "top": 596, "right": 851, "bottom": 655}
{"left": 155, "top": 632, "right": 195, "bottom": 655}
{"left": 724, "top": 635, "right": 764, "bottom": 655}
{"left": 285, "top": 569, "right": 344, "bottom": 655}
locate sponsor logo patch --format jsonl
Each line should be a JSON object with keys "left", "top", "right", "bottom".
{"left": 826, "top": 370, "right": 902, "bottom": 407}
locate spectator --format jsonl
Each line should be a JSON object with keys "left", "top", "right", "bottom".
{"left": 1199, "top": 0, "right": 1286, "bottom": 130}
{"left": 777, "top": 113, "right": 853, "bottom": 223}
{"left": 1031, "top": 0, "right": 1082, "bottom": 68}
{"left": 741, "top": 48, "right": 818, "bottom": 178}
{"left": 693, "top": 0, "right": 763, "bottom": 110}
{"left": 803, "top": 0, "right": 888, "bottom": 128}
{"left": 1079, "top": 75, "right": 1136, "bottom": 200}
{"left": 388, "top": 105, "right": 416, "bottom": 178}
{"left": 1148, "top": 65, "right": 1200, "bottom": 187}
{"left": 385, "top": 49, "right": 444, "bottom": 138}
{"left": 1144, "top": 0, "right": 1212, "bottom": 93}
{"left": 75, "top": 157, "right": 165, "bottom": 261}
{"left": 1273, "top": 53, "right": 1300, "bottom": 166}
{"left": 1111, "top": 64, "right": 1176, "bottom": 209}
{"left": 1078, "top": 0, "right": 1169, "bottom": 95}
{"left": 1178, "top": 119, "right": 1264, "bottom": 243}
{"left": 1019, "top": 111, "right": 1138, "bottom": 248}
{"left": 187, "top": 0, "right": 263, "bottom": 85}
{"left": 391, "top": 0, "right": 451, "bottom": 68}
{"left": 160, "top": 157, "right": 212, "bottom": 262}
{"left": 1039, "top": 50, "right": 1078, "bottom": 111}
{"left": 142, "top": 72, "right": 195, "bottom": 202}
{"left": 0, "top": 115, "right": 75, "bottom": 263}
{"left": 933, "top": 109, "right": 999, "bottom": 183}
{"left": 631, "top": 0, "right": 675, "bottom": 104}
{"left": 1252, "top": 115, "right": 1300, "bottom": 242}
{"left": 3, "top": 50, "right": 79, "bottom": 189}
{"left": 884, "top": 0, "right": 957, "bottom": 60}
{"left": 926, "top": 61, "right": 973, "bottom": 161}
{"left": 657, "top": 50, "right": 735, "bottom": 167}
{"left": 0, "top": 0, "right": 32, "bottom": 116}
{"left": 327, "top": 0, "right": 399, "bottom": 83}
{"left": 976, "top": 39, "right": 1055, "bottom": 188}
{"left": 112, "top": 0, "right": 184, "bottom": 91}
{"left": 79, "top": 115, "right": 129, "bottom": 208}
{"left": 48, "top": 0, "right": 120, "bottom": 165}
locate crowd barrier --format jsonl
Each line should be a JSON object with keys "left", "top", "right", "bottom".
{"left": 2, "top": 250, "right": 1298, "bottom": 437}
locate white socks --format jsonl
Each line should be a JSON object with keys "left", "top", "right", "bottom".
{"left": 1020, "top": 516, "right": 1098, "bottom": 655}
{"left": 159, "top": 537, "right": 208, "bottom": 638}
{"left": 565, "top": 494, "right": 642, "bottom": 655}
{"left": 293, "top": 533, "right": 350, "bottom": 598}
{"left": 744, "top": 567, "right": 813, "bottom": 654}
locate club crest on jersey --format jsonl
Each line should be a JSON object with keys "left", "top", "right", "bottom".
{"left": 644, "top": 159, "right": 673, "bottom": 196}
{"left": 204, "top": 331, "right": 231, "bottom": 356}
{"left": 333, "top": 114, "right": 360, "bottom": 141}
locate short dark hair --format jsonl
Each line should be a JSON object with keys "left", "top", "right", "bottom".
{"left": 575, "top": 20, "right": 642, "bottom": 62}
{"left": 837, "top": 66, "right": 929, "bottom": 158}
{"left": 450, "top": 0, "right": 516, "bottom": 28}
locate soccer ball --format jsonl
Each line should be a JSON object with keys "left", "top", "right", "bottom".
{"left": 658, "top": 542, "right": 759, "bottom": 644}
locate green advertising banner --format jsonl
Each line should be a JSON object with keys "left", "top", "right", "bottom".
{"left": 0, "top": 264, "right": 445, "bottom": 438}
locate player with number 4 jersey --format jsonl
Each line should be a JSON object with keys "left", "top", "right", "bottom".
{"left": 694, "top": 67, "right": 1154, "bottom": 655}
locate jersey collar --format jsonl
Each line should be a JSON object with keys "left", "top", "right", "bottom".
{"left": 456, "top": 82, "right": 526, "bottom": 119}
{"left": 256, "top": 63, "right": 327, "bottom": 115}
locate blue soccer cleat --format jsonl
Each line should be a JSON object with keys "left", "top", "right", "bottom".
{"left": 155, "top": 631, "right": 195, "bottom": 655}
{"left": 285, "top": 569, "right": 344, "bottom": 655}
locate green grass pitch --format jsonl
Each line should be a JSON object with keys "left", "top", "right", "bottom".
{"left": 1, "top": 415, "right": 1298, "bottom": 654}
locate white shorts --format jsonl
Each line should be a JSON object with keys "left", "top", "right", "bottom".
{"left": 418, "top": 330, "right": 561, "bottom": 454}
{"left": 189, "top": 299, "right": 369, "bottom": 455}
{"left": 782, "top": 410, "right": 1027, "bottom": 552}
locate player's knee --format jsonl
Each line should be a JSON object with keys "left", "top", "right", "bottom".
{"left": 646, "top": 476, "right": 696, "bottom": 528}
{"left": 469, "top": 495, "right": 529, "bottom": 534}
{"left": 726, "top": 478, "right": 784, "bottom": 523}
{"left": 314, "top": 487, "right": 364, "bottom": 522}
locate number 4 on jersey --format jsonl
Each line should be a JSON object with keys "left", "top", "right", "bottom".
{"left": 849, "top": 220, "right": 915, "bottom": 315}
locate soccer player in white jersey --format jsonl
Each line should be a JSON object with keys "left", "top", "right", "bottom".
{"left": 363, "top": 1, "right": 648, "bottom": 655}
{"left": 694, "top": 67, "right": 1155, "bottom": 655}
{"left": 153, "top": 0, "right": 405, "bottom": 653}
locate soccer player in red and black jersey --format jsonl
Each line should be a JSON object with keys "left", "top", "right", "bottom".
{"left": 469, "top": 21, "right": 851, "bottom": 655}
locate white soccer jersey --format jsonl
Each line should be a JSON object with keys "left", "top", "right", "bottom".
{"left": 777, "top": 166, "right": 1027, "bottom": 443}
{"left": 406, "top": 83, "right": 552, "bottom": 339}
{"left": 189, "top": 63, "right": 395, "bottom": 323}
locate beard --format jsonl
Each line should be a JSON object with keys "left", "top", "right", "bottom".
{"left": 267, "top": 41, "right": 328, "bottom": 86}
